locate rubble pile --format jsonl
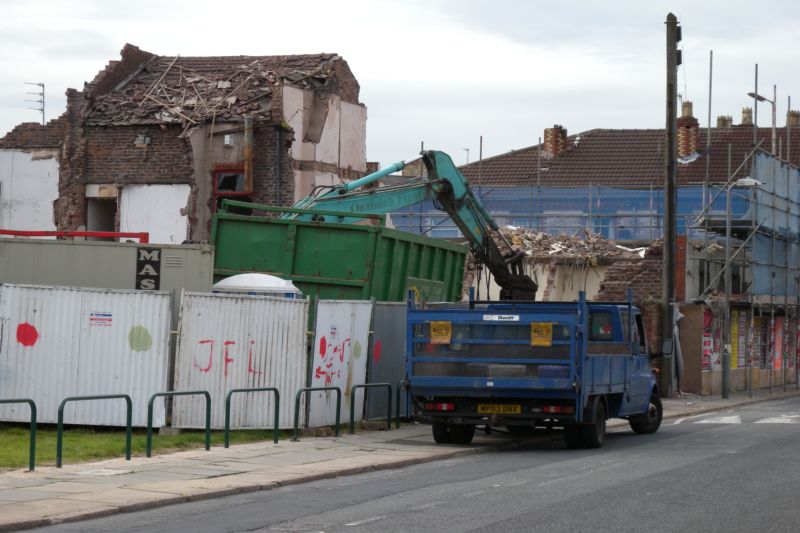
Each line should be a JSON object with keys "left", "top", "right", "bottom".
{"left": 496, "top": 226, "right": 647, "bottom": 263}
{"left": 87, "top": 53, "right": 343, "bottom": 132}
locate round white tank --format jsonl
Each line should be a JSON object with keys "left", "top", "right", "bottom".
{"left": 213, "top": 273, "right": 302, "bottom": 298}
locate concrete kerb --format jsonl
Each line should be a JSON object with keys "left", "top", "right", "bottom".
{"left": 3, "top": 390, "right": 799, "bottom": 532}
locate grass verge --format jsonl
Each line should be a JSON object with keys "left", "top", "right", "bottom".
{"left": 0, "top": 424, "right": 282, "bottom": 469}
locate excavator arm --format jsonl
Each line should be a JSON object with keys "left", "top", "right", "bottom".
{"left": 282, "top": 150, "right": 538, "bottom": 300}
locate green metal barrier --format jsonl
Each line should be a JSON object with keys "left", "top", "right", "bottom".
{"left": 0, "top": 398, "right": 37, "bottom": 471}
{"left": 348, "top": 383, "right": 392, "bottom": 434}
{"left": 57, "top": 394, "right": 132, "bottom": 468}
{"left": 224, "top": 388, "right": 280, "bottom": 447}
{"left": 292, "top": 387, "right": 341, "bottom": 441}
{"left": 147, "top": 391, "right": 211, "bottom": 457}
{"left": 396, "top": 381, "right": 406, "bottom": 429}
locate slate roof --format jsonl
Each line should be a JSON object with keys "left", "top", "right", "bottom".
{"left": 85, "top": 44, "right": 354, "bottom": 128}
{"left": 460, "top": 126, "right": 800, "bottom": 188}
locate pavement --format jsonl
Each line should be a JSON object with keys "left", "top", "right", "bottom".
{"left": 1, "top": 388, "right": 799, "bottom": 532}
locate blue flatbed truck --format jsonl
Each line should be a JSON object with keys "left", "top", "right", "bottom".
{"left": 406, "top": 291, "right": 662, "bottom": 448}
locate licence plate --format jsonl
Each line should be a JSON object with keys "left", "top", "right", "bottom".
{"left": 477, "top": 404, "right": 522, "bottom": 414}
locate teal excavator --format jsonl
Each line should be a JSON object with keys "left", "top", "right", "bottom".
{"left": 281, "top": 150, "right": 537, "bottom": 300}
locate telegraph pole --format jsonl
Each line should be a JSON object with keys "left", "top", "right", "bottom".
{"left": 662, "top": 13, "right": 681, "bottom": 397}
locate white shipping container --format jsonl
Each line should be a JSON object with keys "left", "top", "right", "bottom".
{"left": 0, "top": 284, "right": 171, "bottom": 427}
{"left": 172, "top": 292, "right": 309, "bottom": 429}
{"left": 308, "top": 300, "right": 373, "bottom": 428}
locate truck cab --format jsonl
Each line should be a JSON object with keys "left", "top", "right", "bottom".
{"left": 406, "top": 292, "right": 661, "bottom": 448}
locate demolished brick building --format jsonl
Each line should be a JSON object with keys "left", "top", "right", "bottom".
{"left": 52, "top": 44, "right": 367, "bottom": 243}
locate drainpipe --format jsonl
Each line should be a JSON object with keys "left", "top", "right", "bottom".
{"left": 244, "top": 115, "right": 254, "bottom": 192}
{"left": 276, "top": 126, "right": 283, "bottom": 206}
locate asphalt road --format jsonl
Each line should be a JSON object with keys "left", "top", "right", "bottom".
{"left": 34, "top": 397, "right": 800, "bottom": 533}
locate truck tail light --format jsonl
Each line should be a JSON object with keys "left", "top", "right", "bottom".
{"left": 539, "top": 405, "right": 575, "bottom": 414}
{"left": 424, "top": 402, "right": 455, "bottom": 411}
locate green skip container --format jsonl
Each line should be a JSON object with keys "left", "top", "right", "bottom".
{"left": 212, "top": 201, "right": 467, "bottom": 302}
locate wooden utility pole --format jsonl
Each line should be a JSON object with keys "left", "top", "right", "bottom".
{"left": 662, "top": 13, "right": 681, "bottom": 397}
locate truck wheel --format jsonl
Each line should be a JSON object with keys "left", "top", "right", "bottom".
{"left": 580, "top": 400, "right": 607, "bottom": 448}
{"left": 563, "top": 426, "right": 583, "bottom": 449}
{"left": 629, "top": 392, "right": 663, "bottom": 434}
{"left": 432, "top": 422, "right": 451, "bottom": 444}
{"left": 449, "top": 424, "right": 475, "bottom": 444}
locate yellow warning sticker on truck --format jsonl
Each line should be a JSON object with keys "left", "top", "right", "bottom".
{"left": 530, "top": 322, "right": 553, "bottom": 346}
{"left": 430, "top": 321, "right": 452, "bottom": 344}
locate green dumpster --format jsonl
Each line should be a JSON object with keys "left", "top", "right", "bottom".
{"left": 212, "top": 202, "right": 467, "bottom": 302}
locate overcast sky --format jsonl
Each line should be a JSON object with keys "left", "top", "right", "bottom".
{"left": 1, "top": 0, "right": 798, "bottom": 167}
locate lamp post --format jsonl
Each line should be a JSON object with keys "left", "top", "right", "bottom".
{"left": 748, "top": 85, "right": 777, "bottom": 155}
{"left": 723, "top": 176, "right": 763, "bottom": 398}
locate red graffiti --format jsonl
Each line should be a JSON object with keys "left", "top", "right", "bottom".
{"left": 247, "top": 340, "right": 263, "bottom": 375}
{"left": 193, "top": 340, "right": 214, "bottom": 372}
{"left": 314, "top": 326, "right": 351, "bottom": 386}
{"left": 319, "top": 336, "right": 327, "bottom": 357}
{"left": 16, "top": 323, "right": 39, "bottom": 347}
{"left": 193, "top": 338, "right": 265, "bottom": 377}
{"left": 223, "top": 341, "right": 236, "bottom": 377}
{"left": 373, "top": 340, "right": 382, "bottom": 363}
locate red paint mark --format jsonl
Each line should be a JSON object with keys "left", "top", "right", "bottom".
{"left": 223, "top": 341, "right": 236, "bottom": 377}
{"left": 319, "top": 336, "right": 327, "bottom": 357}
{"left": 373, "top": 340, "right": 382, "bottom": 363}
{"left": 16, "top": 323, "right": 38, "bottom": 347}
{"left": 194, "top": 340, "right": 214, "bottom": 372}
{"left": 247, "top": 339, "right": 263, "bottom": 375}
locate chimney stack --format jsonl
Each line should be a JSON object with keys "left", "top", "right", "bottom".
{"left": 716, "top": 115, "right": 733, "bottom": 129}
{"left": 543, "top": 124, "right": 567, "bottom": 159}
{"left": 677, "top": 101, "right": 700, "bottom": 158}
{"left": 741, "top": 107, "right": 753, "bottom": 126}
{"left": 787, "top": 110, "right": 800, "bottom": 128}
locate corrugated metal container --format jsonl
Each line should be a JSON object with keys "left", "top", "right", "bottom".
{"left": 172, "top": 292, "right": 309, "bottom": 429}
{"left": 212, "top": 208, "right": 466, "bottom": 301}
{"left": 0, "top": 284, "right": 171, "bottom": 426}
{"left": 366, "top": 303, "right": 409, "bottom": 419}
{"left": 308, "top": 300, "right": 373, "bottom": 427}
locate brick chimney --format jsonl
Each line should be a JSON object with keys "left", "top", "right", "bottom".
{"left": 716, "top": 115, "right": 733, "bottom": 129}
{"left": 542, "top": 125, "right": 567, "bottom": 159}
{"left": 676, "top": 101, "right": 700, "bottom": 158}
{"left": 741, "top": 107, "right": 753, "bottom": 126}
{"left": 787, "top": 110, "right": 800, "bottom": 128}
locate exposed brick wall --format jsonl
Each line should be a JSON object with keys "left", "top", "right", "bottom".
{"left": 86, "top": 44, "right": 155, "bottom": 98}
{"left": 83, "top": 125, "right": 193, "bottom": 184}
{"left": 334, "top": 58, "right": 360, "bottom": 104}
{"left": 595, "top": 247, "right": 664, "bottom": 303}
{"left": 57, "top": 89, "right": 90, "bottom": 230}
{"left": 251, "top": 125, "right": 295, "bottom": 207}
{"left": 0, "top": 115, "right": 66, "bottom": 149}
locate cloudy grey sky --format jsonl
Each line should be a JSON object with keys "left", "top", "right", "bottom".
{"left": 1, "top": 0, "right": 798, "bottom": 167}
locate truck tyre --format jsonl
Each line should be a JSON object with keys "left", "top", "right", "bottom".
{"left": 629, "top": 391, "right": 663, "bottom": 434}
{"left": 580, "top": 400, "right": 607, "bottom": 448}
{"left": 432, "top": 422, "right": 451, "bottom": 444}
{"left": 449, "top": 424, "right": 475, "bottom": 445}
{"left": 563, "top": 426, "right": 583, "bottom": 449}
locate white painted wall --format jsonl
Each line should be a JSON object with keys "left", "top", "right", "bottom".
{"left": 119, "top": 184, "right": 190, "bottom": 244}
{"left": 0, "top": 149, "right": 58, "bottom": 231}
{"left": 471, "top": 263, "right": 609, "bottom": 302}
{"left": 283, "top": 85, "right": 367, "bottom": 202}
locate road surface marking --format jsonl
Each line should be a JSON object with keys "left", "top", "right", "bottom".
{"left": 754, "top": 414, "right": 800, "bottom": 424}
{"left": 673, "top": 414, "right": 707, "bottom": 425}
{"left": 345, "top": 516, "right": 387, "bottom": 526}
{"left": 696, "top": 416, "right": 741, "bottom": 424}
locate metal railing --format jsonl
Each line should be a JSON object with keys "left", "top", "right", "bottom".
{"left": 147, "top": 391, "right": 211, "bottom": 457}
{"left": 57, "top": 394, "right": 132, "bottom": 468}
{"left": 348, "top": 383, "right": 392, "bottom": 434}
{"left": 396, "top": 381, "right": 406, "bottom": 429}
{"left": 0, "top": 398, "right": 37, "bottom": 471}
{"left": 293, "top": 387, "right": 341, "bottom": 441}
{"left": 224, "top": 387, "right": 281, "bottom": 446}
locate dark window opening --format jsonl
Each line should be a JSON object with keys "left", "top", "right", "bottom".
{"left": 216, "top": 172, "right": 245, "bottom": 193}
